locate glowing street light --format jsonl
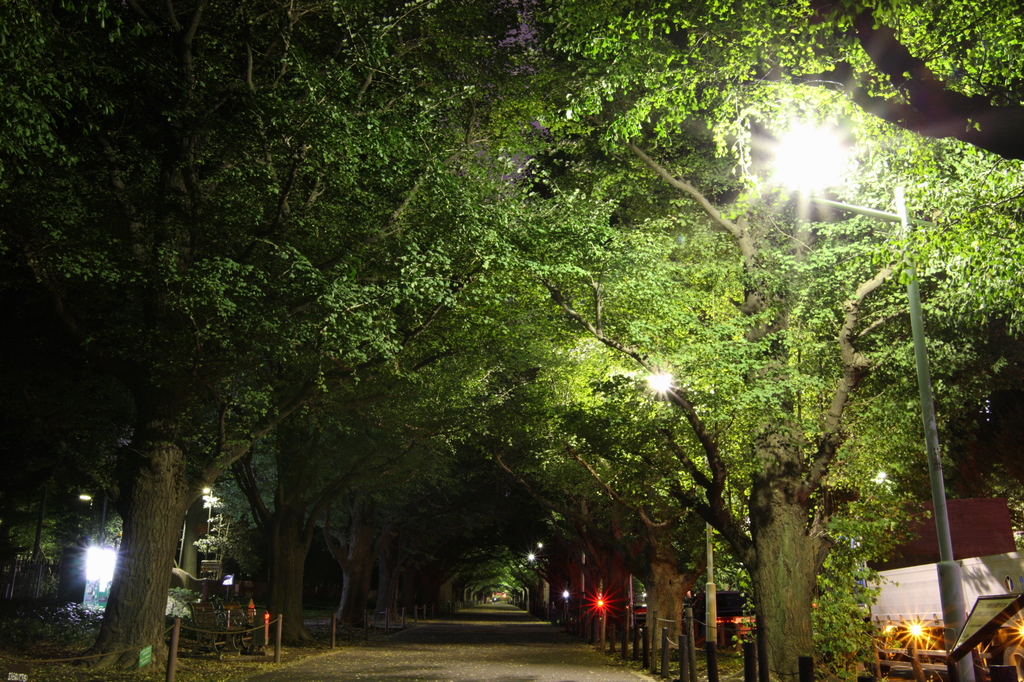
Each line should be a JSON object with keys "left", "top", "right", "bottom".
{"left": 647, "top": 373, "right": 673, "bottom": 393}
{"left": 563, "top": 590, "right": 570, "bottom": 599}
{"left": 86, "top": 546, "right": 117, "bottom": 584}
{"left": 527, "top": 553, "right": 536, "bottom": 563}
{"left": 772, "top": 125, "right": 848, "bottom": 191}
{"left": 773, "top": 127, "right": 972, "bottom": 682}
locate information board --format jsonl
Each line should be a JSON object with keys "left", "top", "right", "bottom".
{"left": 950, "top": 593, "right": 1024, "bottom": 661}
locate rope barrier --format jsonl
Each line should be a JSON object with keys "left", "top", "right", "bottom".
{"left": 179, "top": 616, "right": 280, "bottom": 636}
{"left": 10, "top": 625, "right": 175, "bottom": 665}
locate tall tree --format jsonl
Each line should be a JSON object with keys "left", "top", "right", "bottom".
{"left": 0, "top": 0, "right": 533, "bottom": 666}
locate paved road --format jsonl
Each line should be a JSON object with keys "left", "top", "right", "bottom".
{"left": 244, "top": 603, "right": 648, "bottom": 682}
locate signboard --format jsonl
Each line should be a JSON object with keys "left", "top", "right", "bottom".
{"left": 6, "top": 664, "right": 31, "bottom": 681}
{"left": 138, "top": 645, "right": 152, "bottom": 669}
{"left": 950, "top": 593, "right": 1024, "bottom": 661}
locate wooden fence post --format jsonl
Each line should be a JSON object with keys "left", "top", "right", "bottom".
{"left": 743, "top": 640, "right": 757, "bottom": 682}
{"left": 706, "top": 640, "right": 719, "bottom": 682}
{"left": 642, "top": 625, "right": 650, "bottom": 669}
{"left": 661, "top": 627, "right": 670, "bottom": 678}
{"left": 798, "top": 656, "right": 814, "bottom": 682}
{"left": 165, "top": 617, "right": 181, "bottom": 682}
{"left": 679, "top": 635, "right": 689, "bottom": 682}
{"left": 685, "top": 607, "right": 698, "bottom": 682}
{"left": 274, "top": 615, "right": 283, "bottom": 664}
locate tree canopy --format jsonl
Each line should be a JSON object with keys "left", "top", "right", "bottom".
{"left": 1, "top": 1, "right": 1022, "bottom": 677}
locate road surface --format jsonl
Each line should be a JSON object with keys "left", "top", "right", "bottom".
{"left": 244, "top": 603, "right": 649, "bottom": 682}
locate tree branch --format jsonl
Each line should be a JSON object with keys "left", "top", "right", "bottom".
{"left": 803, "top": 266, "right": 892, "bottom": 493}
{"left": 847, "top": 9, "right": 1024, "bottom": 161}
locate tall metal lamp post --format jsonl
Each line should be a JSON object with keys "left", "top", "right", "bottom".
{"left": 775, "top": 131, "right": 973, "bottom": 682}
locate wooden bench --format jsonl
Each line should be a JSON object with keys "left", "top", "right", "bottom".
{"left": 189, "top": 601, "right": 254, "bottom": 658}
{"left": 875, "top": 645, "right": 950, "bottom": 681}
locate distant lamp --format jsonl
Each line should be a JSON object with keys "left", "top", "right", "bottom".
{"left": 563, "top": 590, "right": 570, "bottom": 599}
{"left": 79, "top": 494, "right": 92, "bottom": 501}
{"left": 647, "top": 373, "right": 673, "bottom": 393}
{"left": 537, "top": 542, "right": 543, "bottom": 549}
{"left": 773, "top": 125, "right": 847, "bottom": 191}
{"left": 527, "top": 553, "right": 536, "bottom": 562}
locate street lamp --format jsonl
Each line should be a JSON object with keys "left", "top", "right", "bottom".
{"left": 772, "top": 125, "right": 848, "bottom": 191}
{"left": 647, "top": 373, "right": 673, "bottom": 394}
{"left": 774, "top": 129, "right": 972, "bottom": 682}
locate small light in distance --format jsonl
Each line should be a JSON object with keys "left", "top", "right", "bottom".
{"left": 79, "top": 494, "right": 92, "bottom": 501}
{"left": 527, "top": 553, "right": 535, "bottom": 562}
{"left": 563, "top": 590, "right": 570, "bottom": 599}
{"left": 537, "top": 542, "right": 543, "bottom": 549}
{"left": 647, "top": 374, "right": 673, "bottom": 393}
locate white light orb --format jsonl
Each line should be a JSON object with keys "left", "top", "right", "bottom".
{"left": 647, "top": 373, "right": 673, "bottom": 393}
{"left": 773, "top": 126, "right": 847, "bottom": 191}
{"left": 85, "top": 546, "right": 117, "bottom": 585}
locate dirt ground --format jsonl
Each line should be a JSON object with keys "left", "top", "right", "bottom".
{"left": 0, "top": 606, "right": 742, "bottom": 682}
{"left": 243, "top": 603, "right": 744, "bottom": 682}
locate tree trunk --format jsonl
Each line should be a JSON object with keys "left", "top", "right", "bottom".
{"left": 268, "top": 510, "right": 314, "bottom": 642}
{"left": 88, "top": 441, "right": 188, "bottom": 669}
{"left": 374, "top": 542, "right": 402, "bottom": 612}
{"left": 178, "top": 496, "right": 206, "bottom": 577}
{"left": 748, "top": 452, "right": 821, "bottom": 682}
{"left": 326, "top": 497, "right": 391, "bottom": 626}
{"left": 644, "top": 545, "right": 690, "bottom": 646}
{"left": 337, "top": 549, "right": 376, "bottom": 625}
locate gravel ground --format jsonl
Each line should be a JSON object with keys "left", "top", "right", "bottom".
{"left": 243, "top": 603, "right": 653, "bottom": 682}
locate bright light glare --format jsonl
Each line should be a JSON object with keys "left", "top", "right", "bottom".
{"left": 85, "top": 546, "right": 117, "bottom": 584}
{"left": 647, "top": 374, "right": 673, "bottom": 393}
{"left": 527, "top": 553, "right": 536, "bottom": 562}
{"left": 563, "top": 590, "right": 570, "bottom": 599}
{"left": 537, "top": 542, "right": 543, "bottom": 549}
{"left": 79, "top": 494, "right": 92, "bottom": 501}
{"left": 873, "top": 472, "right": 888, "bottom": 484}
{"left": 908, "top": 623, "right": 924, "bottom": 638}
{"left": 773, "top": 126, "right": 847, "bottom": 191}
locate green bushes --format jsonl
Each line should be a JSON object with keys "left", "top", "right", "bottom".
{"left": 0, "top": 603, "right": 104, "bottom": 650}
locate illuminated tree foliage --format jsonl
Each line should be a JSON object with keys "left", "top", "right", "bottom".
{"left": 507, "top": 2, "right": 1024, "bottom": 672}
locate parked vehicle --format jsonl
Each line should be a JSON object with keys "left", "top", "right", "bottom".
{"left": 871, "top": 552, "right": 1024, "bottom": 678}
{"left": 687, "top": 590, "right": 753, "bottom": 644}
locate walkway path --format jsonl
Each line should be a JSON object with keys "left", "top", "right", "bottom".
{"left": 244, "top": 603, "right": 649, "bottom": 682}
